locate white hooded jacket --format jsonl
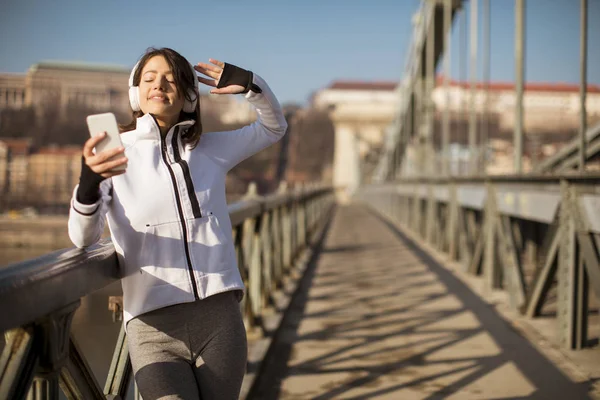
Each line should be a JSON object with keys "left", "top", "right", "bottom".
{"left": 67, "top": 73, "right": 287, "bottom": 327}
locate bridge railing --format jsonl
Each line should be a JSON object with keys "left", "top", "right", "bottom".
{"left": 357, "top": 175, "right": 600, "bottom": 351}
{"left": 0, "top": 183, "right": 335, "bottom": 400}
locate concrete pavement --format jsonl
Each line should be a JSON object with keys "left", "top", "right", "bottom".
{"left": 250, "top": 204, "right": 597, "bottom": 400}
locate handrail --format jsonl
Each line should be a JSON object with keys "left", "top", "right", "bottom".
{"left": 0, "top": 243, "right": 119, "bottom": 333}
{"left": 381, "top": 173, "right": 600, "bottom": 185}
{"left": 0, "top": 185, "right": 331, "bottom": 333}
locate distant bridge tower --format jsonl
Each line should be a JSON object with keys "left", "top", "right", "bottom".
{"left": 312, "top": 81, "right": 399, "bottom": 202}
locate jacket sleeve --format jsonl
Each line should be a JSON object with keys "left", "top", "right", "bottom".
{"left": 199, "top": 72, "right": 288, "bottom": 171}
{"left": 67, "top": 178, "right": 112, "bottom": 248}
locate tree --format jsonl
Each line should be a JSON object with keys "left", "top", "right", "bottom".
{"left": 285, "top": 108, "right": 335, "bottom": 183}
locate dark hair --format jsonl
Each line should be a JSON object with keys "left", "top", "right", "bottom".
{"left": 120, "top": 47, "right": 202, "bottom": 148}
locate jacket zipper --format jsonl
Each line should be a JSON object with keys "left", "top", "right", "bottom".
{"left": 171, "top": 127, "right": 202, "bottom": 218}
{"left": 159, "top": 129, "right": 200, "bottom": 300}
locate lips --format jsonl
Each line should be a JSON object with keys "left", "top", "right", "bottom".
{"left": 148, "top": 94, "right": 168, "bottom": 102}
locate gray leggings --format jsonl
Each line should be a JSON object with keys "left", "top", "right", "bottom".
{"left": 126, "top": 291, "right": 247, "bottom": 400}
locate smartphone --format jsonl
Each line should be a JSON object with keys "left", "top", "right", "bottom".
{"left": 86, "top": 112, "right": 126, "bottom": 171}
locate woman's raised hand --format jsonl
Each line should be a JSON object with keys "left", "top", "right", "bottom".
{"left": 194, "top": 59, "right": 246, "bottom": 95}
{"left": 83, "top": 133, "right": 128, "bottom": 178}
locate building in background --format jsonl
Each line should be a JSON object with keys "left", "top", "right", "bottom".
{"left": 0, "top": 62, "right": 131, "bottom": 117}
{"left": 0, "top": 73, "right": 27, "bottom": 110}
{"left": 432, "top": 78, "right": 600, "bottom": 135}
{"left": 430, "top": 78, "right": 600, "bottom": 173}
{"left": 0, "top": 138, "right": 34, "bottom": 210}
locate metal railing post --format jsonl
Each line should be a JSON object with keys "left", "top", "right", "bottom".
{"left": 469, "top": 0, "right": 478, "bottom": 175}
{"left": 514, "top": 0, "right": 525, "bottom": 173}
{"left": 442, "top": 0, "right": 452, "bottom": 177}
{"left": 579, "top": 0, "right": 588, "bottom": 173}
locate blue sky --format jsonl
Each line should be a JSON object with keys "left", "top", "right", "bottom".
{"left": 0, "top": 0, "right": 598, "bottom": 105}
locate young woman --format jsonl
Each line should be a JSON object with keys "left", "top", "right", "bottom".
{"left": 67, "top": 47, "right": 287, "bottom": 399}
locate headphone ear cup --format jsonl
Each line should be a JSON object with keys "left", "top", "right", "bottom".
{"left": 182, "top": 88, "right": 198, "bottom": 113}
{"left": 129, "top": 86, "right": 141, "bottom": 112}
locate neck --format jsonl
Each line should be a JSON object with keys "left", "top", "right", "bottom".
{"left": 153, "top": 115, "right": 178, "bottom": 136}
{"left": 158, "top": 123, "right": 171, "bottom": 136}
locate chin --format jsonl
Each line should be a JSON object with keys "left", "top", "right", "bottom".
{"left": 145, "top": 106, "right": 173, "bottom": 116}
{"left": 146, "top": 110, "right": 179, "bottom": 123}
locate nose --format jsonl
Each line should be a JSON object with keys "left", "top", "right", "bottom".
{"left": 152, "top": 81, "right": 164, "bottom": 91}
{"left": 152, "top": 76, "right": 168, "bottom": 91}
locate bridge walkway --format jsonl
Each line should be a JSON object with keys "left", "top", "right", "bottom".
{"left": 250, "top": 204, "right": 597, "bottom": 400}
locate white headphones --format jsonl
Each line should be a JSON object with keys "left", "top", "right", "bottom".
{"left": 128, "top": 59, "right": 199, "bottom": 113}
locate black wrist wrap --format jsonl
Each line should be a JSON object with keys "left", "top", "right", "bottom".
{"left": 217, "top": 63, "right": 262, "bottom": 94}
{"left": 76, "top": 156, "right": 105, "bottom": 204}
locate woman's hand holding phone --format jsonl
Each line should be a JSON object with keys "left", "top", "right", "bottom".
{"left": 83, "top": 133, "right": 128, "bottom": 178}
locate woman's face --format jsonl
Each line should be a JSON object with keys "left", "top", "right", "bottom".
{"left": 138, "top": 55, "right": 184, "bottom": 125}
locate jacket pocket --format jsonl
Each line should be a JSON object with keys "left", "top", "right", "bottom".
{"left": 139, "top": 221, "right": 189, "bottom": 283}
{"left": 187, "top": 213, "right": 232, "bottom": 275}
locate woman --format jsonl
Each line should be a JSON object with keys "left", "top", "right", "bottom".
{"left": 68, "top": 47, "right": 287, "bottom": 399}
